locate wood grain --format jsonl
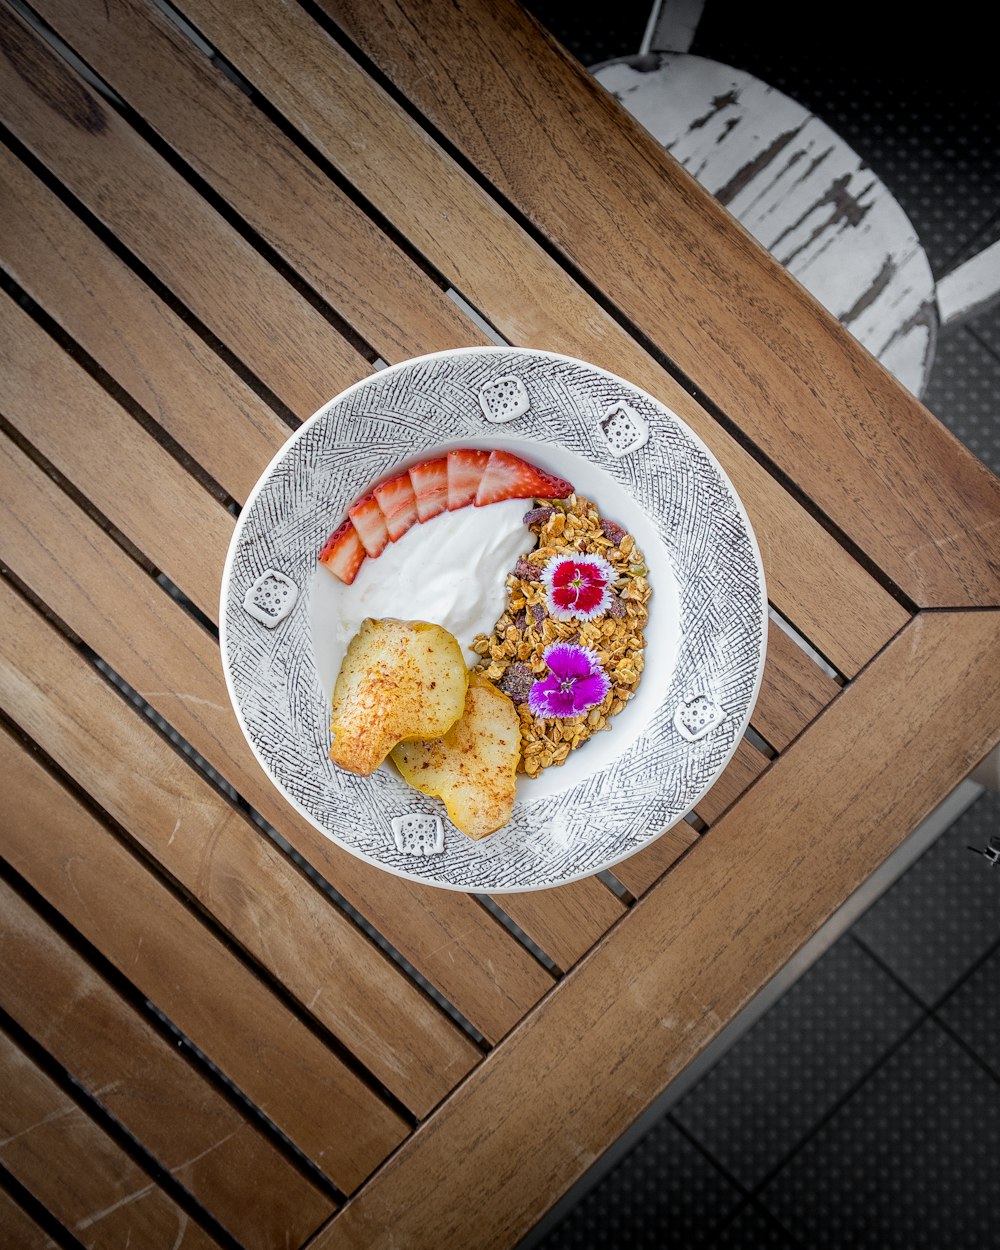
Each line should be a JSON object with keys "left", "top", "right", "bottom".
{"left": 0, "top": 146, "right": 291, "bottom": 504}
{"left": 0, "top": 556, "right": 475, "bottom": 1121}
{"left": 0, "top": 878, "right": 335, "bottom": 1248}
{"left": 611, "top": 823, "right": 698, "bottom": 899}
{"left": 171, "top": 0, "right": 910, "bottom": 675}
{"left": 0, "top": 706, "right": 406, "bottom": 1191}
{"left": 693, "top": 737, "right": 770, "bottom": 825}
{"left": 32, "top": 0, "right": 484, "bottom": 364}
{"left": 0, "top": 1187, "right": 55, "bottom": 1249}
{"left": 0, "top": 431, "right": 552, "bottom": 1045}
{"left": 0, "top": 585, "right": 411, "bottom": 1188}
{"left": 0, "top": 1028, "right": 222, "bottom": 1249}
{"left": 311, "top": 609, "right": 1000, "bottom": 1248}
{"left": 490, "top": 880, "right": 625, "bottom": 973}
{"left": 0, "top": 2, "right": 368, "bottom": 417}
{"left": 0, "top": 295, "right": 232, "bottom": 619}
{"left": 330, "top": 0, "right": 1000, "bottom": 609}
{"left": 752, "top": 618, "right": 841, "bottom": 751}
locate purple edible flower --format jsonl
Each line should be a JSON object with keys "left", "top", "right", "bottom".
{"left": 527, "top": 643, "right": 610, "bottom": 719}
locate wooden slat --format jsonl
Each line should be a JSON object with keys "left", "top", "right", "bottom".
{"left": 490, "top": 881, "right": 625, "bottom": 973}
{"left": 0, "top": 703, "right": 405, "bottom": 1191}
{"left": 329, "top": 0, "right": 1000, "bottom": 610}
{"left": 1, "top": 155, "right": 623, "bottom": 976}
{"left": 174, "top": 0, "right": 911, "bottom": 675}
{"left": 0, "top": 3, "right": 367, "bottom": 418}
{"left": 0, "top": 294, "right": 230, "bottom": 619}
{"left": 0, "top": 555, "right": 471, "bottom": 1124}
{"left": 0, "top": 145, "right": 291, "bottom": 505}
{"left": 31, "top": 0, "right": 483, "bottom": 365}
{"left": 0, "top": 250, "right": 814, "bottom": 984}
{"left": 0, "top": 1185, "right": 56, "bottom": 1249}
{"left": 0, "top": 430, "right": 551, "bottom": 1045}
{"left": 310, "top": 608, "right": 1000, "bottom": 1249}
{"left": 611, "top": 824, "right": 698, "bottom": 899}
{"left": 693, "top": 738, "right": 770, "bottom": 825}
{"left": 0, "top": 1029, "right": 222, "bottom": 1249}
{"left": 0, "top": 877, "right": 335, "bottom": 1248}
{"left": 752, "top": 618, "right": 841, "bottom": 751}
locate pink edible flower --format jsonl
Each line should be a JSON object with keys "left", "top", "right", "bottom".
{"left": 541, "top": 553, "right": 614, "bottom": 621}
{"left": 527, "top": 643, "right": 610, "bottom": 719}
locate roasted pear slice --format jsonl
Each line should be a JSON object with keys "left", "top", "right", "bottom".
{"left": 329, "top": 618, "right": 468, "bottom": 775}
{"left": 391, "top": 671, "right": 521, "bottom": 839}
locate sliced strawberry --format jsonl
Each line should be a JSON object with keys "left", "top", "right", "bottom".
{"left": 446, "top": 448, "right": 490, "bottom": 510}
{"left": 319, "top": 518, "right": 366, "bottom": 585}
{"left": 348, "top": 492, "right": 389, "bottom": 557}
{"left": 373, "top": 473, "right": 418, "bottom": 541}
{"left": 474, "top": 450, "right": 573, "bottom": 507}
{"left": 408, "top": 456, "right": 449, "bottom": 522}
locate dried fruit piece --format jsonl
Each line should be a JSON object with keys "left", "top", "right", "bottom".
{"left": 348, "top": 492, "right": 389, "bottom": 557}
{"left": 391, "top": 671, "right": 520, "bottom": 839}
{"left": 522, "top": 506, "right": 554, "bottom": 527}
{"left": 447, "top": 448, "right": 490, "bottom": 510}
{"left": 408, "top": 457, "right": 450, "bottom": 522}
{"left": 474, "top": 450, "right": 573, "bottom": 507}
{"left": 329, "top": 618, "right": 468, "bottom": 774}
{"left": 319, "top": 519, "right": 366, "bottom": 585}
{"left": 373, "top": 473, "right": 418, "bottom": 541}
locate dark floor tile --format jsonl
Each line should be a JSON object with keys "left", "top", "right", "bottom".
{"left": 761, "top": 1020, "right": 1000, "bottom": 1249}
{"left": 708, "top": 1202, "right": 800, "bottom": 1249}
{"left": 853, "top": 791, "right": 1000, "bottom": 1004}
{"left": 939, "top": 944, "right": 1000, "bottom": 1079}
{"left": 923, "top": 325, "right": 1000, "bottom": 477}
{"left": 970, "top": 300, "right": 1000, "bottom": 362}
{"left": 536, "top": 1117, "right": 743, "bottom": 1250}
{"left": 672, "top": 938, "right": 920, "bottom": 1189}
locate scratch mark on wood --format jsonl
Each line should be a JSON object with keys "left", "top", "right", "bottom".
{"left": 75, "top": 1180, "right": 156, "bottom": 1230}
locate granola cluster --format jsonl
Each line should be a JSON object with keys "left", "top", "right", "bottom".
{"left": 472, "top": 494, "right": 651, "bottom": 776}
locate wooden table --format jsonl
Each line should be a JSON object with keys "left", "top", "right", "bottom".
{"left": 2, "top": 2, "right": 998, "bottom": 1247}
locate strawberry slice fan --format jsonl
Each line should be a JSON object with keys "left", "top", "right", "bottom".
{"left": 320, "top": 449, "right": 574, "bottom": 585}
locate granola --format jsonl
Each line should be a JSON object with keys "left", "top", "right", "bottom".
{"left": 472, "top": 494, "right": 651, "bottom": 777}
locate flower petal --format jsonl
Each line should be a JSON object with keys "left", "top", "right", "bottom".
{"left": 570, "top": 669, "right": 610, "bottom": 712}
{"left": 543, "top": 642, "right": 599, "bottom": 681}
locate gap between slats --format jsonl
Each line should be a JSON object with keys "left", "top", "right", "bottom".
{"left": 0, "top": 0, "right": 851, "bottom": 978}
{"left": 8, "top": 0, "right": 495, "bottom": 371}
{"left": 0, "top": 572, "right": 477, "bottom": 1125}
{"left": 0, "top": 1009, "right": 240, "bottom": 1250}
{"left": 0, "top": 854, "right": 343, "bottom": 1231}
{"left": 313, "top": 0, "right": 928, "bottom": 618}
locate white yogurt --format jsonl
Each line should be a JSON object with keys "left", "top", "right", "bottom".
{"left": 310, "top": 498, "right": 533, "bottom": 701}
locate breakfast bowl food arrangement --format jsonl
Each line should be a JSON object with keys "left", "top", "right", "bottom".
{"left": 220, "top": 347, "right": 767, "bottom": 892}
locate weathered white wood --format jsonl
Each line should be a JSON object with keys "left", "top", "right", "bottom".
{"left": 639, "top": 0, "right": 706, "bottom": 55}
{"left": 593, "top": 55, "right": 937, "bottom": 395}
{"left": 936, "top": 238, "right": 1000, "bottom": 327}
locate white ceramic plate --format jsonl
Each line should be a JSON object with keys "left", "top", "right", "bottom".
{"left": 220, "top": 347, "right": 767, "bottom": 892}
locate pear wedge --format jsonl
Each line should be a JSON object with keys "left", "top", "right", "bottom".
{"left": 329, "top": 618, "right": 468, "bottom": 775}
{"left": 391, "top": 671, "right": 521, "bottom": 839}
